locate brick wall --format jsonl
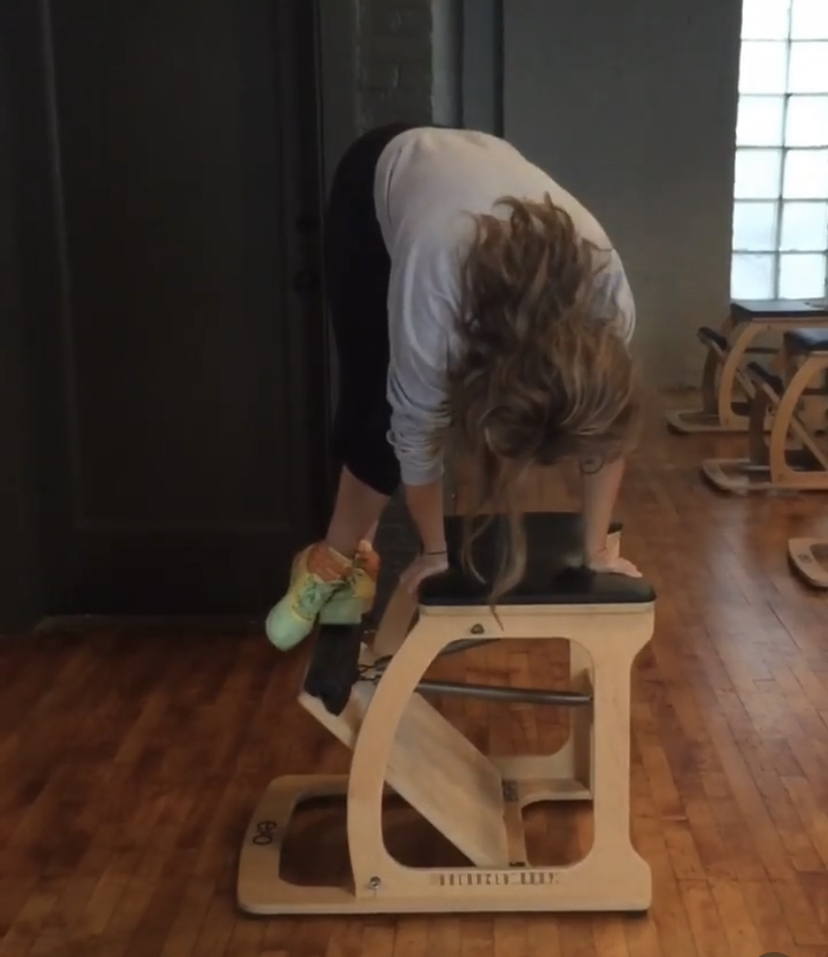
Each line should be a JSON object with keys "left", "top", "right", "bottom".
{"left": 355, "top": 0, "right": 435, "bottom": 131}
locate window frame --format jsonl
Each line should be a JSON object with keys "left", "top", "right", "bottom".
{"left": 731, "top": 0, "right": 828, "bottom": 301}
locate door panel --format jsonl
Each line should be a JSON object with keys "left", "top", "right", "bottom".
{"left": 6, "top": 0, "right": 328, "bottom": 615}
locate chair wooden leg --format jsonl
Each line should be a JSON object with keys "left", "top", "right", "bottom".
{"left": 769, "top": 356, "right": 828, "bottom": 488}
{"left": 666, "top": 313, "right": 745, "bottom": 433}
{"left": 747, "top": 374, "right": 772, "bottom": 468}
{"left": 371, "top": 584, "right": 418, "bottom": 659}
{"left": 700, "top": 377, "right": 773, "bottom": 492}
{"left": 548, "top": 618, "right": 653, "bottom": 908}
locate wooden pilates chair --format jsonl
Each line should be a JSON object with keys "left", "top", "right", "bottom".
{"left": 788, "top": 538, "right": 828, "bottom": 588}
{"left": 665, "top": 298, "right": 828, "bottom": 434}
{"left": 237, "top": 512, "right": 656, "bottom": 915}
{"left": 701, "top": 328, "right": 828, "bottom": 493}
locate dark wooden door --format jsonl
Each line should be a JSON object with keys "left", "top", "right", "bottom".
{"left": 4, "top": 0, "right": 329, "bottom": 617}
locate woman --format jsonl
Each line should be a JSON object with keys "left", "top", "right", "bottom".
{"left": 267, "top": 123, "right": 642, "bottom": 651}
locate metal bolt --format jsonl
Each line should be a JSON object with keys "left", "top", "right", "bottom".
{"left": 470, "top": 624, "right": 485, "bottom": 635}
{"left": 368, "top": 876, "right": 381, "bottom": 891}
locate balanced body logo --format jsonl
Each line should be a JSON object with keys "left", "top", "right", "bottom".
{"left": 759, "top": 952, "right": 789, "bottom": 956}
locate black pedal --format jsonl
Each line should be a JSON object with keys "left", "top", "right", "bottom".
{"left": 746, "top": 361, "right": 783, "bottom": 397}
{"left": 303, "top": 622, "right": 366, "bottom": 716}
{"left": 697, "top": 326, "right": 728, "bottom": 352}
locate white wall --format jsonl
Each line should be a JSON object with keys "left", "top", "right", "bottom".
{"left": 503, "top": 0, "right": 743, "bottom": 388}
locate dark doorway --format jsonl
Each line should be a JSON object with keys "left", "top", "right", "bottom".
{"left": 4, "top": 0, "right": 329, "bottom": 619}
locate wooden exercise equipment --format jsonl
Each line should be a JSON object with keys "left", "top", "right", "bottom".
{"left": 788, "top": 538, "right": 828, "bottom": 588}
{"left": 665, "top": 298, "right": 828, "bottom": 434}
{"left": 238, "top": 513, "right": 656, "bottom": 915}
{"left": 701, "top": 328, "right": 828, "bottom": 494}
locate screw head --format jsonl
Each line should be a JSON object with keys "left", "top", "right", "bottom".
{"left": 470, "top": 624, "right": 485, "bottom": 635}
{"left": 368, "top": 876, "right": 381, "bottom": 890}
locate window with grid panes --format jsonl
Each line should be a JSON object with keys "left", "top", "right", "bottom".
{"left": 731, "top": 0, "right": 828, "bottom": 301}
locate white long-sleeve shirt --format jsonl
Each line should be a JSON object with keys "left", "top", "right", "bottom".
{"left": 372, "top": 127, "right": 635, "bottom": 486}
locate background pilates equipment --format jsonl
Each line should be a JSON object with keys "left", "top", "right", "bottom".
{"left": 666, "top": 298, "right": 828, "bottom": 435}
{"left": 701, "top": 328, "right": 828, "bottom": 494}
{"left": 237, "top": 512, "right": 656, "bottom": 915}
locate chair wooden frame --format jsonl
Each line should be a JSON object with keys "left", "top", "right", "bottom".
{"left": 666, "top": 299, "right": 828, "bottom": 435}
{"left": 237, "top": 524, "right": 655, "bottom": 916}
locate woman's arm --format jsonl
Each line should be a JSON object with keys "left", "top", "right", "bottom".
{"left": 580, "top": 455, "right": 640, "bottom": 576}
{"left": 399, "top": 479, "right": 450, "bottom": 593}
{"left": 384, "top": 240, "right": 459, "bottom": 585}
{"left": 404, "top": 479, "right": 447, "bottom": 553}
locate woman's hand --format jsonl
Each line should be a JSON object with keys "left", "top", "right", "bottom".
{"left": 587, "top": 547, "right": 642, "bottom": 578}
{"left": 399, "top": 551, "right": 450, "bottom": 595}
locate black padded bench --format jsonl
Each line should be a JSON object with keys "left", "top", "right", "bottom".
{"left": 305, "top": 512, "right": 654, "bottom": 716}
{"left": 699, "top": 300, "right": 828, "bottom": 360}
{"left": 785, "top": 328, "right": 828, "bottom": 354}
{"left": 732, "top": 299, "right": 828, "bottom": 321}
{"left": 420, "top": 511, "right": 654, "bottom": 606}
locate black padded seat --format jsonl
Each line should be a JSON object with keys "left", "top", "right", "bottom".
{"left": 784, "top": 328, "right": 828, "bottom": 353}
{"left": 731, "top": 298, "right": 828, "bottom": 321}
{"left": 419, "top": 512, "right": 655, "bottom": 607}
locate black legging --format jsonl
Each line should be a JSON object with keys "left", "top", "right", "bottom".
{"left": 323, "top": 122, "right": 418, "bottom": 497}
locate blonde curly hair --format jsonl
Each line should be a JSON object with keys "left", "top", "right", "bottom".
{"left": 444, "top": 194, "right": 640, "bottom": 604}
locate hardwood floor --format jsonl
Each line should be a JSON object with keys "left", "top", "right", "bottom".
{"left": 2, "top": 394, "right": 828, "bottom": 956}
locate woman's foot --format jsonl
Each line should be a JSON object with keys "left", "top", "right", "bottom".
{"left": 265, "top": 542, "right": 353, "bottom": 651}
{"left": 265, "top": 540, "right": 381, "bottom": 651}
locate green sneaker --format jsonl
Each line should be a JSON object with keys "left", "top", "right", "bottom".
{"left": 265, "top": 542, "right": 355, "bottom": 651}
{"left": 319, "top": 539, "right": 380, "bottom": 624}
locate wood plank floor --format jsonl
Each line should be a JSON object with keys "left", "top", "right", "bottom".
{"left": 2, "top": 394, "right": 828, "bottom": 957}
